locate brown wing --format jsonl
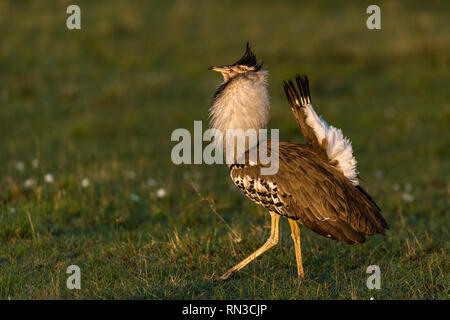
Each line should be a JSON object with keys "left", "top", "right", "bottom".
{"left": 230, "top": 141, "right": 388, "bottom": 244}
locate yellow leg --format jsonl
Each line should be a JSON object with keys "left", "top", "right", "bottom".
{"left": 220, "top": 212, "right": 280, "bottom": 280}
{"left": 288, "top": 219, "right": 304, "bottom": 278}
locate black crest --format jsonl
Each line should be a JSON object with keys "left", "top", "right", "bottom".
{"left": 232, "top": 42, "right": 262, "bottom": 69}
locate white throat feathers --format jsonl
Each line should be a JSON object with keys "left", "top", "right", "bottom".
{"left": 209, "top": 70, "right": 270, "bottom": 163}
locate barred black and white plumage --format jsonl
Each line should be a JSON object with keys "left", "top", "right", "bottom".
{"left": 208, "top": 43, "right": 388, "bottom": 280}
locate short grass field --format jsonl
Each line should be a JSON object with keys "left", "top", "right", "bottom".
{"left": 0, "top": 0, "right": 448, "bottom": 299}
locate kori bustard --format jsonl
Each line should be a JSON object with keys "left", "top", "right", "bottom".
{"left": 208, "top": 43, "right": 388, "bottom": 280}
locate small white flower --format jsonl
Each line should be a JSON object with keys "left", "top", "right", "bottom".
{"left": 44, "top": 173, "right": 54, "bottom": 183}
{"left": 81, "top": 177, "right": 90, "bottom": 188}
{"left": 16, "top": 161, "right": 25, "bottom": 171}
{"left": 401, "top": 192, "right": 414, "bottom": 203}
{"left": 156, "top": 188, "right": 166, "bottom": 198}
{"left": 126, "top": 170, "right": 136, "bottom": 179}
{"left": 147, "top": 178, "right": 156, "bottom": 187}
{"left": 32, "top": 158, "right": 39, "bottom": 168}
{"left": 10, "top": 207, "right": 16, "bottom": 213}
{"left": 130, "top": 193, "right": 140, "bottom": 202}
{"left": 24, "top": 178, "right": 35, "bottom": 188}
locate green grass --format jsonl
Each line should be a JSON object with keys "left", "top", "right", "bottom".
{"left": 0, "top": 0, "right": 449, "bottom": 299}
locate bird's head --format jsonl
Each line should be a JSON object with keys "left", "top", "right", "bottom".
{"left": 209, "top": 42, "right": 263, "bottom": 81}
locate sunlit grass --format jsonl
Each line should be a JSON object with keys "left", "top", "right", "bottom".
{"left": 0, "top": 0, "right": 448, "bottom": 299}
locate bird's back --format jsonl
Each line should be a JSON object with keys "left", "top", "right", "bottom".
{"left": 230, "top": 141, "right": 388, "bottom": 244}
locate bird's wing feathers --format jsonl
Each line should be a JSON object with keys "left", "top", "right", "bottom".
{"left": 230, "top": 163, "right": 287, "bottom": 217}
{"left": 230, "top": 142, "right": 388, "bottom": 244}
{"left": 283, "top": 75, "right": 359, "bottom": 185}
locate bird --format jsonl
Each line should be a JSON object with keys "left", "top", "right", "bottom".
{"left": 208, "top": 42, "right": 388, "bottom": 280}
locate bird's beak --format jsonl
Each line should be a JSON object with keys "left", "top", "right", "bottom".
{"left": 208, "top": 65, "right": 229, "bottom": 73}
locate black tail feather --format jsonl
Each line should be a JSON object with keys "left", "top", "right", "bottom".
{"left": 295, "top": 74, "right": 311, "bottom": 105}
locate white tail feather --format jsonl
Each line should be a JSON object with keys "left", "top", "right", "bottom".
{"left": 304, "top": 103, "right": 359, "bottom": 185}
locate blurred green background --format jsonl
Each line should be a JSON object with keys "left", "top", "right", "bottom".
{"left": 0, "top": 0, "right": 448, "bottom": 299}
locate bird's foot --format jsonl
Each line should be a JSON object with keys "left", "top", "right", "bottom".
{"left": 219, "top": 269, "right": 235, "bottom": 281}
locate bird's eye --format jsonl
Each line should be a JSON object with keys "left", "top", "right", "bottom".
{"left": 239, "top": 66, "right": 247, "bottom": 72}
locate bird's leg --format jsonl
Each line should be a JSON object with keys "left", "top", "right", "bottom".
{"left": 220, "top": 212, "right": 280, "bottom": 280}
{"left": 288, "top": 218, "right": 304, "bottom": 278}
